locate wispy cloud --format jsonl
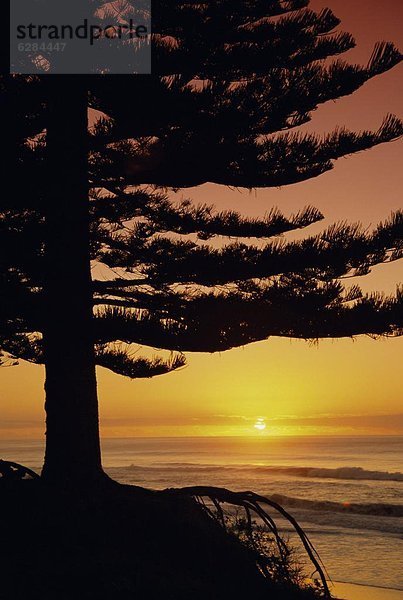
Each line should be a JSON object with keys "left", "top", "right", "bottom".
{"left": 98, "top": 412, "right": 403, "bottom": 434}
{"left": 2, "top": 413, "right": 403, "bottom": 438}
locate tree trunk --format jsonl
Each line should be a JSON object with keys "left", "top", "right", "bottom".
{"left": 41, "top": 77, "right": 104, "bottom": 485}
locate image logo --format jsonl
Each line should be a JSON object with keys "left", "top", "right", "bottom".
{"left": 10, "top": 0, "right": 151, "bottom": 74}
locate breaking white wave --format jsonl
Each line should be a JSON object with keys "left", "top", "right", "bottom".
{"left": 122, "top": 463, "right": 403, "bottom": 483}
{"left": 268, "top": 493, "right": 403, "bottom": 518}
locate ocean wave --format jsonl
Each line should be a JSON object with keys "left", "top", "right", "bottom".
{"left": 269, "top": 466, "right": 403, "bottom": 483}
{"left": 121, "top": 463, "right": 403, "bottom": 483}
{"left": 268, "top": 494, "right": 403, "bottom": 518}
{"left": 110, "top": 465, "right": 403, "bottom": 518}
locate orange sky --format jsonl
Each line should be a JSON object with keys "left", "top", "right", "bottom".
{"left": 1, "top": 0, "right": 403, "bottom": 439}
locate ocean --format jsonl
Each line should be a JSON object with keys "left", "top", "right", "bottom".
{"left": 1, "top": 435, "right": 402, "bottom": 593}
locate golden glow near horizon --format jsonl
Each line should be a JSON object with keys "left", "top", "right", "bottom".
{"left": 1, "top": 0, "right": 403, "bottom": 441}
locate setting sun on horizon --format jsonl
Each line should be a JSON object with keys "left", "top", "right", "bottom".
{"left": 253, "top": 418, "right": 267, "bottom": 432}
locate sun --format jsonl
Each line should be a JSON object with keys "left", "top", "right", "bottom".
{"left": 254, "top": 418, "right": 266, "bottom": 431}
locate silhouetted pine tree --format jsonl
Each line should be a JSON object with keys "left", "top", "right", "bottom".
{"left": 2, "top": 1, "right": 403, "bottom": 483}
